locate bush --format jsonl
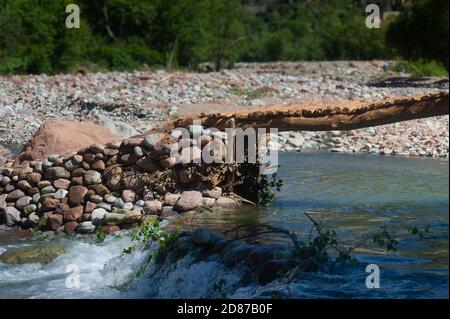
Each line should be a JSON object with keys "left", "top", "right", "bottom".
{"left": 387, "top": 0, "right": 449, "bottom": 71}
{"left": 394, "top": 59, "right": 449, "bottom": 77}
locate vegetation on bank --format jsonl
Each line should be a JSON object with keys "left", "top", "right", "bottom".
{"left": 0, "top": 0, "right": 448, "bottom": 75}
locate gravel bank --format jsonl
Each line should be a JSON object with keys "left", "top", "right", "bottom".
{"left": 1, "top": 61, "right": 448, "bottom": 158}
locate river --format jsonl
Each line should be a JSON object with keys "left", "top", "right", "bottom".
{"left": 0, "top": 152, "right": 448, "bottom": 299}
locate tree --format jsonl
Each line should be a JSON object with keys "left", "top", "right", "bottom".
{"left": 387, "top": 0, "right": 449, "bottom": 70}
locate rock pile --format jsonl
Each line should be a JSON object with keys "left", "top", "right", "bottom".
{"left": 0, "top": 128, "right": 240, "bottom": 235}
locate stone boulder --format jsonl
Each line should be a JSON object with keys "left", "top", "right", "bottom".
{"left": 18, "top": 120, "right": 120, "bottom": 162}
{"left": 173, "top": 191, "right": 203, "bottom": 212}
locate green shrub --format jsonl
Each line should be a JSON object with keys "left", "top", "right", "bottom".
{"left": 394, "top": 59, "right": 449, "bottom": 77}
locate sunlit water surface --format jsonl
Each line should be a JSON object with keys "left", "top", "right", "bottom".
{"left": 0, "top": 152, "right": 448, "bottom": 298}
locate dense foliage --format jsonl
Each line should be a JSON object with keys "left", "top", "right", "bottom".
{"left": 0, "top": 0, "right": 447, "bottom": 74}
{"left": 386, "top": 0, "right": 449, "bottom": 71}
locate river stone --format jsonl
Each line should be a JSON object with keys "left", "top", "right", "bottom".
{"left": 114, "top": 198, "right": 125, "bottom": 208}
{"left": 143, "top": 133, "right": 166, "bottom": 148}
{"left": 64, "top": 159, "right": 79, "bottom": 171}
{"left": 27, "top": 212, "right": 40, "bottom": 225}
{"left": 215, "top": 197, "right": 238, "bottom": 208}
{"left": 6, "top": 189, "right": 25, "bottom": 201}
{"left": 85, "top": 201, "right": 96, "bottom": 214}
{"left": 103, "top": 212, "right": 125, "bottom": 224}
{"left": 46, "top": 213, "right": 63, "bottom": 230}
{"left": 106, "top": 174, "right": 121, "bottom": 191}
{"left": 78, "top": 221, "right": 96, "bottom": 234}
{"left": 64, "top": 221, "right": 78, "bottom": 234}
{"left": 143, "top": 200, "right": 162, "bottom": 214}
{"left": 202, "top": 197, "right": 216, "bottom": 206}
{"left": 135, "top": 199, "right": 144, "bottom": 207}
{"left": 44, "top": 167, "right": 70, "bottom": 179}
{"left": 2, "top": 206, "right": 21, "bottom": 226}
{"left": 133, "top": 146, "right": 144, "bottom": 157}
{"left": 84, "top": 170, "right": 102, "bottom": 185}
{"left": 122, "top": 208, "right": 142, "bottom": 224}
{"left": 17, "top": 180, "right": 32, "bottom": 192}
{"left": 102, "top": 225, "right": 120, "bottom": 234}
{"left": 26, "top": 172, "right": 42, "bottom": 185}
{"left": 68, "top": 185, "right": 88, "bottom": 205}
{"left": 91, "top": 160, "right": 105, "bottom": 171}
{"left": 97, "top": 202, "right": 112, "bottom": 211}
{"left": 0, "top": 244, "right": 66, "bottom": 265}
{"left": 32, "top": 193, "right": 41, "bottom": 204}
{"left": 38, "top": 180, "right": 52, "bottom": 189}
{"left": 53, "top": 178, "right": 71, "bottom": 189}
{"left": 90, "top": 194, "right": 103, "bottom": 204}
{"left": 63, "top": 206, "right": 84, "bottom": 222}
{"left": 163, "top": 193, "right": 181, "bottom": 206}
{"left": 103, "top": 165, "right": 122, "bottom": 179}
{"left": 92, "top": 208, "right": 107, "bottom": 225}
{"left": 41, "top": 185, "right": 56, "bottom": 194}
{"left": 104, "top": 194, "right": 117, "bottom": 203}
{"left": 173, "top": 191, "right": 203, "bottom": 212}
{"left": 15, "top": 196, "right": 32, "bottom": 210}
{"left": 121, "top": 189, "right": 136, "bottom": 203}
{"left": 89, "top": 143, "right": 105, "bottom": 154}
{"left": 136, "top": 157, "right": 159, "bottom": 172}
{"left": 23, "top": 204, "right": 37, "bottom": 216}
{"left": 123, "top": 202, "right": 133, "bottom": 210}
{"left": 1, "top": 176, "right": 10, "bottom": 186}
{"left": 201, "top": 187, "right": 222, "bottom": 199}
{"left": 40, "top": 197, "right": 59, "bottom": 212}
{"left": 53, "top": 189, "right": 68, "bottom": 199}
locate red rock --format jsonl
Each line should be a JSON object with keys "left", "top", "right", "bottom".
{"left": 18, "top": 120, "right": 120, "bottom": 162}
{"left": 173, "top": 191, "right": 203, "bottom": 212}
{"left": 104, "top": 148, "right": 119, "bottom": 156}
{"left": 54, "top": 203, "right": 70, "bottom": 215}
{"left": 41, "top": 197, "right": 60, "bottom": 211}
{"left": 103, "top": 165, "right": 122, "bottom": 178}
{"left": 53, "top": 178, "right": 71, "bottom": 189}
{"left": 84, "top": 201, "right": 96, "bottom": 214}
{"left": 82, "top": 214, "right": 91, "bottom": 222}
{"left": 71, "top": 176, "right": 83, "bottom": 185}
{"left": 71, "top": 168, "right": 86, "bottom": 177}
{"left": 26, "top": 172, "right": 42, "bottom": 185}
{"left": 46, "top": 214, "right": 63, "bottom": 230}
{"left": 26, "top": 187, "right": 39, "bottom": 196}
{"left": 64, "top": 221, "right": 78, "bottom": 234}
{"left": 215, "top": 197, "right": 237, "bottom": 207}
{"left": 123, "top": 208, "right": 142, "bottom": 224}
{"left": 19, "top": 166, "right": 33, "bottom": 179}
{"left": 94, "top": 184, "right": 110, "bottom": 196}
{"left": 68, "top": 185, "right": 88, "bottom": 205}
{"left": 91, "top": 160, "right": 105, "bottom": 171}
{"left": 86, "top": 190, "right": 96, "bottom": 198}
{"left": 102, "top": 225, "right": 120, "bottom": 234}
{"left": 63, "top": 206, "right": 84, "bottom": 222}
{"left": 122, "top": 189, "right": 136, "bottom": 203}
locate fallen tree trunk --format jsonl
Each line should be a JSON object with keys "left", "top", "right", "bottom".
{"left": 172, "top": 92, "right": 448, "bottom": 131}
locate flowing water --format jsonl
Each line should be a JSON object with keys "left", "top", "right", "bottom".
{"left": 0, "top": 152, "right": 448, "bottom": 299}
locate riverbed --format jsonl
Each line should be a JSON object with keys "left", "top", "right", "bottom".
{"left": 0, "top": 152, "right": 448, "bottom": 298}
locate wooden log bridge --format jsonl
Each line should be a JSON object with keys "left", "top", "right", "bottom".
{"left": 172, "top": 92, "right": 449, "bottom": 132}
